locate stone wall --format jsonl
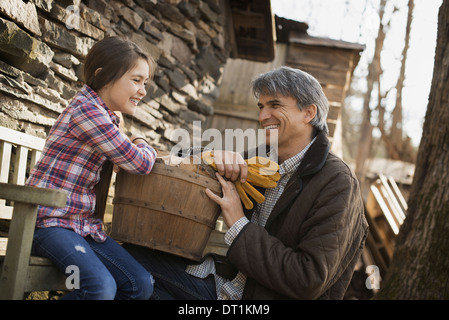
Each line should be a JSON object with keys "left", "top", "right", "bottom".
{"left": 0, "top": 0, "right": 230, "bottom": 151}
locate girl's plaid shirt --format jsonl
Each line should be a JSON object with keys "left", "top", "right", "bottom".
{"left": 26, "top": 85, "right": 157, "bottom": 242}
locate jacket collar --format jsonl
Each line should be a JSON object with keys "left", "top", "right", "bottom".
{"left": 295, "top": 130, "right": 330, "bottom": 178}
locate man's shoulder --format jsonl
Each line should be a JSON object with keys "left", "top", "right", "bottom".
{"left": 323, "top": 152, "right": 357, "bottom": 178}
{"left": 325, "top": 152, "right": 349, "bottom": 167}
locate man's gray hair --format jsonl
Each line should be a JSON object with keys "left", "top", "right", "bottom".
{"left": 251, "top": 66, "right": 329, "bottom": 134}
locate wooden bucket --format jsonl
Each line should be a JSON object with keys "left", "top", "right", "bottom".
{"left": 111, "top": 160, "right": 222, "bottom": 261}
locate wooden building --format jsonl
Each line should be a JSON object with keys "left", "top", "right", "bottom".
{"left": 208, "top": 15, "right": 365, "bottom": 156}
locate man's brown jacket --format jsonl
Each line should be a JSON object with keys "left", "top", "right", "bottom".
{"left": 225, "top": 130, "right": 368, "bottom": 299}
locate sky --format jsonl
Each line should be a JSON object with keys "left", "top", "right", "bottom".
{"left": 271, "top": 0, "right": 442, "bottom": 147}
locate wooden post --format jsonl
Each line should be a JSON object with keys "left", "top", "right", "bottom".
{"left": 0, "top": 202, "right": 39, "bottom": 300}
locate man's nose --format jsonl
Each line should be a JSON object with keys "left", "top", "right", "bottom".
{"left": 259, "top": 107, "right": 271, "bottom": 122}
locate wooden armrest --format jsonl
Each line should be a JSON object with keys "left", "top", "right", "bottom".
{"left": 0, "top": 183, "right": 67, "bottom": 208}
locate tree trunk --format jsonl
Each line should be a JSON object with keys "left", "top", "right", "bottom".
{"left": 375, "top": 0, "right": 449, "bottom": 299}
{"left": 389, "top": 0, "right": 413, "bottom": 148}
{"left": 355, "top": 0, "right": 386, "bottom": 180}
{"left": 385, "top": 0, "right": 416, "bottom": 163}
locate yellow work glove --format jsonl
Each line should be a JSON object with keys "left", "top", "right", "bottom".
{"left": 201, "top": 152, "right": 280, "bottom": 210}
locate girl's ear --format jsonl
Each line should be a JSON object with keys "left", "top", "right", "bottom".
{"left": 304, "top": 104, "right": 317, "bottom": 124}
{"left": 94, "top": 68, "right": 102, "bottom": 77}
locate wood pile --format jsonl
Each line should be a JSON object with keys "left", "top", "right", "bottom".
{"left": 363, "top": 174, "right": 408, "bottom": 279}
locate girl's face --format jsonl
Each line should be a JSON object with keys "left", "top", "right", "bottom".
{"left": 98, "top": 58, "right": 149, "bottom": 115}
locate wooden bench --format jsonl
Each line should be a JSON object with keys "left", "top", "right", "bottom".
{"left": 0, "top": 126, "right": 68, "bottom": 299}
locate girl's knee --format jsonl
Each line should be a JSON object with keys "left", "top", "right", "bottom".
{"left": 133, "top": 272, "right": 154, "bottom": 300}
{"left": 81, "top": 273, "right": 117, "bottom": 300}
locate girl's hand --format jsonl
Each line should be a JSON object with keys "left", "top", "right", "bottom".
{"left": 205, "top": 173, "right": 245, "bottom": 228}
{"left": 129, "top": 133, "right": 147, "bottom": 144}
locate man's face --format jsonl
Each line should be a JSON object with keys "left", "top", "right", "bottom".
{"left": 257, "top": 94, "right": 313, "bottom": 155}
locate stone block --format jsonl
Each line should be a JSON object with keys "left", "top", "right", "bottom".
{"left": 142, "top": 21, "right": 164, "bottom": 41}
{"left": 156, "top": 2, "right": 185, "bottom": 24}
{"left": 32, "top": 0, "right": 53, "bottom": 13}
{"left": 196, "top": 20, "right": 217, "bottom": 39}
{"left": 179, "top": 108, "right": 205, "bottom": 123}
{"left": 50, "top": 61, "right": 78, "bottom": 82}
{"left": 171, "top": 37, "right": 193, "bottom": 66}
{"left": 80, "top": 4, "right": 111, "bottom": 32}
{"left": 178, "top": 1, "right": 199, "bottom": 20}
{"left": 198, "top": 1, "right": 217, "bottom": 23}
{"left": 53, "top": 52, "right": 81, "bottom": 69}
{"left": 195, "top": 46, "right": 221, "bottom": 81}
{"left": 0, "top": 60, "right": 21, "bottom": 78}
{"left": 0, "top": 0, "right": 41, "bottom": 35}
{"left": 0, "top": 74, "right": 30, "bottom": 95}
{"left": 85, "top": 0, "right": 116, "bottom": 21}
{"left": 0, "top": 18, "right": 54, "bottom": 78}
{"left": 161, "top": 19, "right": 196, "bottom": 46}
{"left": 160, "top": 94, "right": 182, "bottom": 115}
{"left": 167, "top": 68, "right": 188, "bottom": 91}
{"left": 39, "top": 17, "right": 95, "bottom": 58}
{"left": 129, "top": 32, "right": 163, "bottom": 61}
{"left": 49, "top": 3, "right": 105, "bottom": 40}
{"left": 119, "top": 5, "right": 143, "bottom": 31}
{"left": 154, "top": 74, "right": 170, "bottom": 93}
{"left": 205, "top": 0, "right": 221, "bottom": 14}
{"left": 188, "top": 98, "right": 214, "bottom": 116}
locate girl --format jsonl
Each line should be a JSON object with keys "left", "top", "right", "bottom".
{"left": 26, "top": 37, "right": 157, "bottom": 300}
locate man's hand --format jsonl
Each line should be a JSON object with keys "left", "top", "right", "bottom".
{"left": 205, "top": 173, "right": 245, "bottom": 228}
{"left": 211, "top": 150, "right": 248, "bottom": 183}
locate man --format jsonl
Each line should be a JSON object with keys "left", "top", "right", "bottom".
{"left": 124, "top": 66, "right": 368, "bottom": 300}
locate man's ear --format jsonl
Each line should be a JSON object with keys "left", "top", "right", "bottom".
{"left": 304, "top": 104, "right": 317, "bottom": 124}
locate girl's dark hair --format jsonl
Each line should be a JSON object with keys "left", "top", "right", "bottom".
{"left": 83, "top": 36, "right": 155, "bottom": 91}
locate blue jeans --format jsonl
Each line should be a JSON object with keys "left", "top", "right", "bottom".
{"left": 32, "top": 227, "right": 154, "bottom": 300}
{"left": 123, "top": 244, "right": 217, "bottom": 300}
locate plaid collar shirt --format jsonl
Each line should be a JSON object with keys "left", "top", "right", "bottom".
{"left": 26, "top": 85, "right": 157, "bottom": 242}
{"left": 186, "top": 138, "right": 316, "bottom": 299}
